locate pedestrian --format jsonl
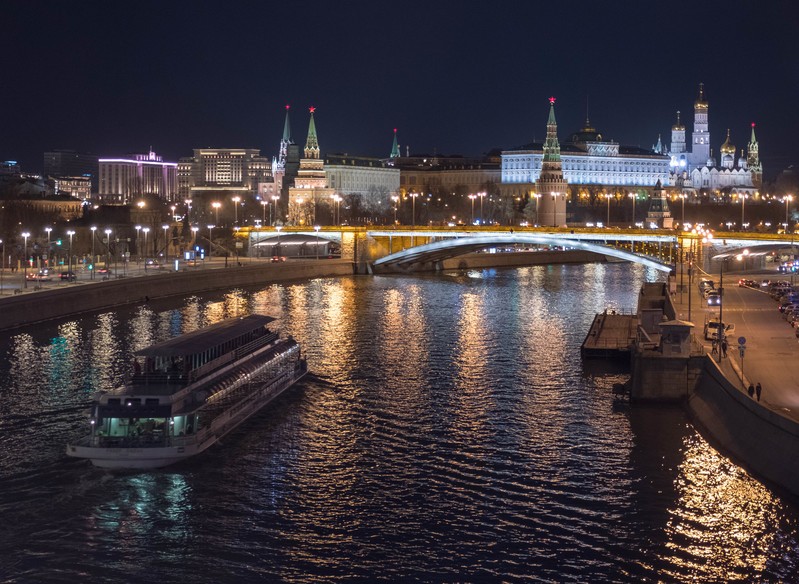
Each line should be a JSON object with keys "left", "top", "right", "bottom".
{"left": 748, "top": 384, "right": 755, "bottom": 398}
{"left": 721, "top": 339, "right": 728, "bottom": 358}
{"left": 711, "top": 339, "right": 718, "bottom": 355}
{"left": 756, "top": 382, "right": 762, "bottom": 402}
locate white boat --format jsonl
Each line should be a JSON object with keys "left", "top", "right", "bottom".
{"left": 67, "top": 315, "right": 307, "bottom": 469}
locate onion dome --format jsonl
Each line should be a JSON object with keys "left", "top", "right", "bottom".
{"left": 695, "top": 82, "right": 708, "bottom": 109}
{"left": 672, "top": 110, "right": 685, "bottom": 131}
{"left": 720, "top": 129, "right": 736, "bottom": 155}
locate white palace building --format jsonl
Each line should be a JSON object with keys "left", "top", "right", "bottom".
{"left": 501, "top": 106, "right": 670, "bottom": 199}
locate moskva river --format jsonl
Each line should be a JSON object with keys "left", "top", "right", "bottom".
{"left": 1, "top": 263, "right": 798, "bottom": 582}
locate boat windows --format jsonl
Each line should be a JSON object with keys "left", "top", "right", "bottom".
{"left": 107, "top": 398, "right": 121, "bottom": 407}
{"left": 125, "top": 398, "right": 141, "bottom": 407}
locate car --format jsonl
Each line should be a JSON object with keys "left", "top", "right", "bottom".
{"left": 26, "top": 270, "right": 52, "bottom": 281}
{"left": 95, "top": 267, "right": 109, "bottom": 274}
{"left": 59, "top": 271, "right": 77, "bottom": 281}
{"left": 704, "top": 318, "right": 735, "bottom": 340}
{"left": 738, "top": 279, "right": 756, "bottom": 287}
{"left": 702, "top": 287, "right": 718, "bottom": 298}
{"left": 270, "top": 256, "right": 286, "bottom": 263}
{"left": 706, "top": 292, "right": 721, "bottom": 306}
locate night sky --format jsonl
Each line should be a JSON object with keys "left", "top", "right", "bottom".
{"left": 3, "top": 0, "right": 798, "bottom": 179}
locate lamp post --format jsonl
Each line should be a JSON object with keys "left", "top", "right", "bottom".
{"left": 272, "top": 195, "right": 281, "bottom": 225}
{"left": 786, "top": 195, "right": 794, "bottom": 228}
{"left": 605, "top": 193, "right": 613, "bottom": 227}
{"left": 391, "top": 195, "right": 399, "bottom": 224}
{"left": 21, "top": 231, "right": 30, "bottom": 289}
{"left": 104, "top": 229, "right": 112, "bottom": 277}
{"left": 411, "top": 192, "right": 418, "bottom": 229}
{"left": 740, "top": 193, "right": 748, "bottom": 230}
{"left": 314, "top": 225, "right": 320, "bottom": 259}
{"left": 66, "top": 230, "right": 75, "bottom": 277}
{"left": 185, "top": 198, "right": 192, "bottom": 222}
{"left": 232, "top": 196, "right": 240, "bottom": 225}
{"left": 478, "top": 191, "right": 486, "bottom": 225}
{"left": 142, "top": 227, "right": 150, "bottom": 268}
{"left": 628, "top": 192, "right": 636, "bottom": 227}
{"left": 163, "top": 224, "right": 169, "bottom": 265}
{"left": 679, "top": 193, "right": 686, "bottom": 228}
{"left": 135, "top": 225, "right": 141, "bottom": 264}
{"left": 262, "top": 200, "right": 268, "bottom": 225}
{"left": 468, "top": 194, "right": 476, "bottom": 224}
{"left": 208, "top": 225, "right": 214, "bottom": 258}
{"left": 90, "top": 226, "right": 97, "bottom": 278}
{"left": 44, "top": 227, "right": 52, "bottom": 267}
{"left": 212, "top": 201, "right": 221, "bottom": 225}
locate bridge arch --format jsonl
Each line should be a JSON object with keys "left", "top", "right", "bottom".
{"left": 372, "top": 234, "right": 674, "bottom": 272}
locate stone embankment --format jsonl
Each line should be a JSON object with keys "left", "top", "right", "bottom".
{"left": 0, "top": 260, "right": 354, "bottom": 331}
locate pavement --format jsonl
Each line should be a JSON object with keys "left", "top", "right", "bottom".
{"left": 672, "top": 264, "right": 799, "bottom": 422}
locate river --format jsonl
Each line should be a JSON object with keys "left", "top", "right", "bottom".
{"left": 1, "top": 262, "right": 798, "bottom": 582}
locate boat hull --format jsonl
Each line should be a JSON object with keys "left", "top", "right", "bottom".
{"left": 67, "top": 367, "right": 307, "bottom": 470}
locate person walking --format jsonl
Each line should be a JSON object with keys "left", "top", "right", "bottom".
{"left": 756, "top": 382, "right": 762, "bottom": 402}
{"left": 748, "top": 384, "right": 755, "bottom": 398}
{"left": 711, "top": 339, "right": 718, "bottom": 355}
{"left": 721, "top": 338, "right": 728, "bottom": 358}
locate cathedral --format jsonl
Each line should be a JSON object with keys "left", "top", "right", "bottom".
{"left": 667, "top": 84, "right": 762, "bottom": 195}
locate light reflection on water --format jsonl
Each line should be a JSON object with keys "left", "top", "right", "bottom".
{"left": 0, "top": 263, "right": 797, "bottom": 581}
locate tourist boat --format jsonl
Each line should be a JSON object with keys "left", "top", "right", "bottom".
{"left": 67, "top": 315, "right": 307, "bottom": 469}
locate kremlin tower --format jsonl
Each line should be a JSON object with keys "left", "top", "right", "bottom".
{"left": 535, "top": 97, "right": 568, "bottom": 227}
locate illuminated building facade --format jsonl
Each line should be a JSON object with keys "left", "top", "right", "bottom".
{"left": 99, "top": 150, "right": 178, "bottom": 203}
{"left": 501, "top": 104, "right": 670, "bottom": 200}
{"left": 668, "top": 84, "right": 762, "bottom": 194}
{"left": 43, "top": 149, "right": 98, "bottom": 191}
{"left": 177, "top": 148, "right": 275, "bottom": 202}
{"left": 324, "top": 154, "right": 400, "bottom": 211}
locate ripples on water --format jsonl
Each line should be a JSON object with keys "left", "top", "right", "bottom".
{"left": 0, "top": 263, "right": 798, "bottom": 582}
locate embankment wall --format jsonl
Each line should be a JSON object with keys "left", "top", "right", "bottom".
{"left": 0, "top": 261, "right": 354, "bottom": 331}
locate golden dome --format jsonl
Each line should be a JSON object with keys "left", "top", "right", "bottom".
{"left": 720, "top": 129, "right": 736, "bottom": 155}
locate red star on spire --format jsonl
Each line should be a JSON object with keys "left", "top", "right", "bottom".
{"left": 751, "top": 122, "right": 756, "bottom": 128}
{"left": 549, "top": 96, "right": 556, "bottom": 105}
{"left": 309, "top": 106, "right": 316, "bottom": 114}
{"left": 394, "top": 128, "right": 397, "bottom": 133}
{"left": 285, "top": 104, "right": 290, "bottom": 110}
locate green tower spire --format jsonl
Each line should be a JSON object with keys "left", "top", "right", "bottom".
{"left": 542, "top": 96, "right": 561, "bottom": 163}
{"left": 282, "top": 104, "right": 292, "bottom": 142}
{"left": 304, "top": 107, "right": 319, "bottom": 159}
{"left": 390, "top": 128, "right": 400, "bottom": 159}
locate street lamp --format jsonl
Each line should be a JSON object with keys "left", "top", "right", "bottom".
{"left": 478, "top": 191, "right": 486, "bottom": 225}
{"left": 232, "top": 196, "right": 240, "bottom": 224}
{"left": 185, "top": 198, "right": 192, "bottom": 222}
{"left": 163, "top": 224, "right": 169, "bottom": 264}
{"left": 605, "top": 193, "right": 613, "bottom": 226}
{"left": 261, "top": 200, "right": 268, "bottom": 225}
{"left": 90, "top": 226, "right": 97, "bottom": 278}
{"left": 411, "top": 192, "right": 419, "bottom": 229}
{"left": 142, "top": 227, "right": 150, "bottom": 268}
{"left": 272, "top": 195, "right": 281, "bottom": 225}
{"left": 314, "top": 225, "right": 320, "bottom": 259}
{"left": 468, "top": 194, "right": 476, "bottom": 224}
{"left": 786, "top": 195, "right": 794, "bottom": 228}
{"left": 740, "top": 193, "right": 748, "bottom": 230}
{"left": 21, "top": 231, "right": 30, "bottom": 289}
{"left": 212, "top": 201, "right": 221, "bottom": 225}
{"left": 628, "top": 192, "right": 636, "bottom": 227}
{"left": 135, "top": 225, "right": 141, "bottom": 263}
{"left": 391, "top": 195, "right": 399, "bottom": 224}
{"left": 679, "top": 193, "right": 687, "bottom": 228}
{"left": 66, "top": 230, "right": 75, "bottom": 276}
{"left": 45, "top": 227, "right": 52, "bottom": 267}
{"left": 104, "top": 229, "right": 112, "bottom": 277}
{"left": 208, "top": 225, "right": 214, "bottom": 258}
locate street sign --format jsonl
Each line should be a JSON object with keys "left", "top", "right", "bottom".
{"left": 739, "top": 346, "right": 746, "bottom": 359}
{"left": 738, "top": 336, "right": 746, "bottom": 345}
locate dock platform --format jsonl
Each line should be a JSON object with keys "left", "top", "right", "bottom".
{"left": 581, "top": 312, "right": 637, "bottom": 358}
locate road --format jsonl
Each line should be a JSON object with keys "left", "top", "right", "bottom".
{"left": 672, "top": 265, "right": 799, "bottom": 420}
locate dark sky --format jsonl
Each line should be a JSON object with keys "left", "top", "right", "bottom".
{"left": 3, "top": 0, "right": 798, "bottom": 179}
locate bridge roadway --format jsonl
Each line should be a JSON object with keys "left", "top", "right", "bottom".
{"left": 672, "top": 267, "right": 799, "bottom": 422}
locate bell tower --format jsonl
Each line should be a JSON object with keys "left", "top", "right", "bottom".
{"left": 690, "top": 83, "right": 710, "bottom": 169}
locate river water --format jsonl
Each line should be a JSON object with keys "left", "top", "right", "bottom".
{"left": 1, "top": 262, "right": 798, "bottom": 582}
